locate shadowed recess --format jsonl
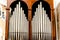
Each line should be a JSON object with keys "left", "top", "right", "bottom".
{"left": 32, "top": 0, "right": 51, "bottom": 21}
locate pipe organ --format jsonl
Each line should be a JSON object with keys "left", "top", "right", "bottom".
{"left": 9, "top": 2, "right": 28, "bottom": 40}
{"left": 6, "top": 0, "right": 56, "bottom": 40}
{"left": 32, "top": 2, "right": 51, "bottom": 40}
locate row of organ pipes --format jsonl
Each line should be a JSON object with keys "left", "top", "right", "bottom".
{"left": 8, "top": 1, "right": 52, "bottom": 40}
{"left": 9, "top": 2, "right": 28, "bottom": 40}
{"left": 32, "top": 2, "right": 51, "bottom": 40}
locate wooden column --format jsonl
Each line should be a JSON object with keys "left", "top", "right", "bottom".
{"left": 5, "top": 8, "right": 10, "bottom": 40}
{"left": 51, "top": 8, "right": 56, "bottom": 40}
{"left": 28, "top": 10, "right": 32, "bottom": 40}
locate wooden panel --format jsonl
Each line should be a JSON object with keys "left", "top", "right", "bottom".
{"left": 7, "top": 0, "right": 15, "bottom": 8}
{"left": 5, "top": 8, "right": 10, "bottom": 40}
{"left": 51, "top": 9, "right": 56, "bottom": 40}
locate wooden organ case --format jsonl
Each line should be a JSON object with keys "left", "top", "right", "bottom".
{"left": 5, "top": 0, "right": 56, "bottom": 40}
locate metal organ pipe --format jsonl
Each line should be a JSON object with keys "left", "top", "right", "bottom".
{"left": 13, "top": 11, "right": 15, "bottom": 40}
{"left": 12, "top": 10, "right": 15, "bottom": 40}
{"left": 18, "top": 2, "right": 21, "bottom": 40}
{"left": 47, "top": 16, "right": 49, "bottom": 34}
{"left": 44, "top": 10, "right": 46, "bottom": 39}
{"left": 21, "top": 7, "right": 23, "bottom": 40}
{"left": 11, "top": 10, "right": 13, "bottom": 40}
{"left": 35, "top": 8, "right": 38, "bottom": 40}
{"left": 13, "top": 8, "right": 16, "bottom": 40}
{"left": 34, "top": 9, "right": 36, "bottom": 40}
{"left": 15, "top": 4, "right": 17, "bottom": 40}
{"left": 36, "top": 8, "right": 38, "bottom": 40}
{"left": 18, "top": 2, "right": 20, "bottom": 40}
{"left": 16, "top": 4, "right": 18, "bottom": 40}
{"left": 42, "top": 7, "right": 45, "bottom": 40}
{"left": 39, "top": 2, "right": 42, "bottom": 40}
{"left": 45, "top": 11, "right": 47, "bottom": 39}
{"left": 38, "top": 4, "right": 40, "bottom": 40}
{"left": 14, "top": 5, "right": 16, "bottom": 40}
{"left": 17, "top": 5, "right": 19, "bottom": 40}
{"left": 9, "top": 13, "right": 12, "bottom": 40}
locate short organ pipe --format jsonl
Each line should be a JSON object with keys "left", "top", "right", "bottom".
{"left": 8, "top": 1, "right": 52, "bottom": 40}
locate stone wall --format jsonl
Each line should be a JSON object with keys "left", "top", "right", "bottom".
{"left": 0, "top": 4, "right": 6, "bottom": 40}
